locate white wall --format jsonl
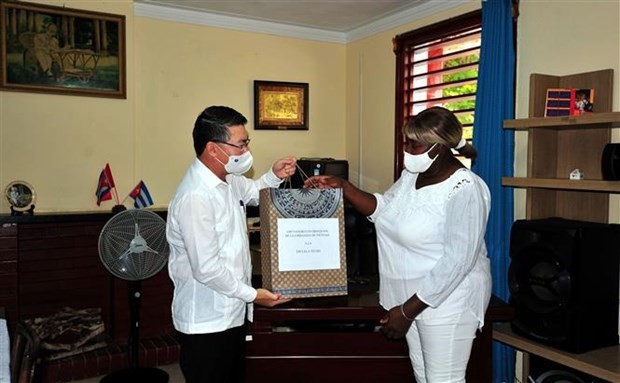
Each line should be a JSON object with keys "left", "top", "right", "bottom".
{"left": 1, "top": 0, "right": 618, "bottom": 218}
{"left": 0, "top": 1, "right": 347, "bottom": 213}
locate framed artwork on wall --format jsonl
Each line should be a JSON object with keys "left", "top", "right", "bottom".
{"left": 254, "top": 80, "right": 309, "bottom": 130}
{"left": 0, "top": 0, "right": 126, "bottom": 99}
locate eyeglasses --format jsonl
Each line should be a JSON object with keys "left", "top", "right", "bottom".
{"left": 213, "top": 138, "right": 251, "bottom": 150}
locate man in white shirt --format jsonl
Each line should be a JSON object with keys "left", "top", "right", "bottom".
{"left": 166, "top": 105, "right": 295, "bottom": 383}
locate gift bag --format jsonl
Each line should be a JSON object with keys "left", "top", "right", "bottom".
{"left": 259, "top": 188, "right": 347, "bottom": 298}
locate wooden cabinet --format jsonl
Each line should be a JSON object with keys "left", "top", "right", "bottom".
{"left": 0, "top": 212, "right": 178, "bottom": 382}
{"left": 0, "top": 223, "right": 18, "bottom": 328}
{"left": 494, "top": 323, "right": 620, "bottom": 382}
{"left": 0, "top": 212, "right": 175, "bottom": 343}
{"left": 497, "top": 69, "right": 620, "bottom": 381}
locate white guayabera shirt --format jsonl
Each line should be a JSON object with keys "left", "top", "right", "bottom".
{"left": 167, "top": 158, "right": 282, "bottom": 334}
{"left": 370, "top": 168, "right": 492, "bottom": 328}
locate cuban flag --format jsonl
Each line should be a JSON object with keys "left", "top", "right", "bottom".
{"left": 96, "top": 163, "right": 115, "bottom": 206}
{"left": 129, "top": 181, "right": 154, "bottom": 209}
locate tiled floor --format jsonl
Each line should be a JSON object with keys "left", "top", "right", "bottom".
{"left": 69, "top": 364, "right": 183, "bottom": 383}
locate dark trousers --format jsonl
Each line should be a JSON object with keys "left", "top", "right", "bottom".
{"left": 177, "top": 325, "right": 246, "bottom": 383}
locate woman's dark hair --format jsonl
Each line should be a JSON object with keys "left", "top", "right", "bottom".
{"left": 402, "top": 106, "right": 477, "bottom": 160}
{"left": 193, "top": 106, "right": 247, "bottom": 156}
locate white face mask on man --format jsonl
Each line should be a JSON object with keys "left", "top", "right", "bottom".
{"left": 403, "top": 143, "right": 437, "bottom": 174}
{"left": 215, "top": 144, "right": 254, "bottom": 175}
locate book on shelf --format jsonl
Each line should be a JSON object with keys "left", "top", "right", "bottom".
{"left": 544, "top": 88, "right": 594, "bottom": 117}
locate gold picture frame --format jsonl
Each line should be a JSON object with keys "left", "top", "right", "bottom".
{"left": 0, "top": 0, "right": 126, "bottom": 99}
{"left": 254, "top": 80, "right": 308, "bottom": 130}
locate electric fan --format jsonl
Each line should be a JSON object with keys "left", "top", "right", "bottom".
{"left": 97, "top": 209, "right": 170, "bottom": 383}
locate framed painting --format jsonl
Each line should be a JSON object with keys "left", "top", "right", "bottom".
{"left": 0, "top": 1, "right": 126, "bottom": 98}
{"left": 254, "top": 80, "right": 308, "bottom": 130}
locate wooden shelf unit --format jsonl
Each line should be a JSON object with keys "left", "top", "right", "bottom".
{"left": 501, "top": 177, "right": 620, "bottom": 192}
{"left": 494, "top": 323, "right": 620, "bottom": 382}
{"left": 502, "top": 69, "right": 620, "bottom": 222}
{"left": 503, "top": 111, "right": 620, "bottom": 129}
{"left": 498, "top": 69, "right": 620, "bottom": 381}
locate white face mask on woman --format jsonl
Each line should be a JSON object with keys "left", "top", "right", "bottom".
{"left": 215, "top": 145, "right": 254, "bottom": 175}
{"left": 403, "top": 143, "right": 437, "bottom": 174}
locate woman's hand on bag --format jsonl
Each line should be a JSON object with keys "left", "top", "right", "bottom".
{"left": 272, "top": 156, "right": 297, "bottom": 180}
{"left": 379, "top": 305, "right": 414, "bottom": 340}
{"left": 254, "top": 288, "right": 292, "bottom": 307}
{"left": 304, "top": 175, "right": 345, "bottom": 189}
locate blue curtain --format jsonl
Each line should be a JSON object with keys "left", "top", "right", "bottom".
{"left": 471, "top": 0, "right": 516, "bottom": 382}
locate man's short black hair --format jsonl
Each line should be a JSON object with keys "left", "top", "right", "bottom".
{"left": 193, "top": 106, "right": 247, "bottom": 156}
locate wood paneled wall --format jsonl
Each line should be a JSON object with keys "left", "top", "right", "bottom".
{"left": 0, "top": 212, "right": 174, "bottom": 344}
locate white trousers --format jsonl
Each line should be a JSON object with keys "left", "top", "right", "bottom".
{"left": 405, "top": 309, "right": 479, "bottom": 383}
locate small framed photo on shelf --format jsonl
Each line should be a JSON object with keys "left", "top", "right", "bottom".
{"left": 544, "top": 88, "right": 594, "bottom": 117}
{"left": 254, "top": 80, "right": 309, "bottom": 130}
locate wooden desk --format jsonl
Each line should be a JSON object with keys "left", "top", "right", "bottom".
{"left": 493, "top": 322, "right": 620, "bottom": 382}
{"left": 246, "top": 288, "right": 513, "bottom": 383}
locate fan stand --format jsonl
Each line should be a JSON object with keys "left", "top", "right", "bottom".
{"left": 100, "top": 281, "right": 169, "bottom": 383}
{"left": 111, "top": 204, "right": 127, "bottom": 215}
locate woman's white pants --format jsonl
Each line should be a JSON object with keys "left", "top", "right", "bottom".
{"left": 405, "top": 309, "right": 479, "bottom": 383}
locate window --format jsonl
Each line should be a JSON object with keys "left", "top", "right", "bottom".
{"left": 393, "top": 11, "right": 481, "bottom": 179}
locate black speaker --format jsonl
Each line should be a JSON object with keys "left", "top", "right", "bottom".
{"left": 288, "top": 158, "right": 349, "bottom": 188}
{"left": 601, "top": 143, "right": 620, "bottom": 181}
{"left": 344, "top": 206, "right": 378, "bottom": 280}
{"left": 529, "top": 355, "right": 603, "bottom": 383}
{"left": 533, "top": 370, "right": 587, "bottom": 383}
{"left": 509, "top": 218, "right": 620, "bottom": 353}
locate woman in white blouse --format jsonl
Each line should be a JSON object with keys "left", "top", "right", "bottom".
{"left": 305, "top": 106, "right": 491, "bottom": 383}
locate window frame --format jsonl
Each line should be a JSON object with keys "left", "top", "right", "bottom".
{"left": 392, "top": 10, "right": 481, "bottom": 181}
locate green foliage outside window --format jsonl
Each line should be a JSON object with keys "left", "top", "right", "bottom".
{"left": 442, "top": 54, "right": 479, "bottom": 140}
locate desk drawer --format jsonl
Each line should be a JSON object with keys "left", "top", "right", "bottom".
{"left": 245, "top": 356, "right": 413, "bottom": 383}
{"left": 246, "top": 331, "right": 408, "bottom": 356}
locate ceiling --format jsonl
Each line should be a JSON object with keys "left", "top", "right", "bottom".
{"left": 135, "top": 0, "right": 434, "bottom": 33}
